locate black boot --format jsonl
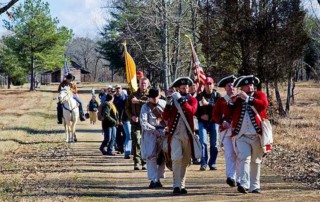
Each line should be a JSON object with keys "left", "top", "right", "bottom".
{"left": 57, "top": 102, "right": 63, "bottom": 124}
{"left": 78, "top": 104, "right": 86, "bottom": 121}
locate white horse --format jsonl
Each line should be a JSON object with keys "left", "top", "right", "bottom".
{"left": 58, "top": 86, "right": 79, "bottom": 143}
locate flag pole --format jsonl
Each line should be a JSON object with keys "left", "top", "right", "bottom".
{"left": 122, "top": 41, "right": 131, "bottom": 89}
{"left": 185, "top": 35, "right": 201, "bottom": 83}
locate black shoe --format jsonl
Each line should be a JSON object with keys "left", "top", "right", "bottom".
{"left": 124, "top": 156, "right": 130, "bottom": 159}
{"left": 193, "top": 159, "right": 201, "bottom": 165}
{"left": 99, "top": 148, "right": 107, "bottom": 155}
{"left": 156, "top": 181, "right": 163, "bottom": 188}
{"left": 57, "top": 120, "right": 62, "bottom": 124}
{"left": 209, "top": 166, "right": 217, "bottom": 170}
{"left": 134, "top": 165, "right": 140, "bottom": 170}
{"left": 237, "top": 185, "right": 248, "bottom": 194}
{"left": 80, "top": 113, "right": 86, "bottom": 121}
{"left": 180, "top": 188, "right": 187, "bottom": 194}
{"left": 142, "top": 165, "right": 147, "bottom": 170}
{"left": 250, "top": 189, "right": 261, "bottom": 194}
{"left": 106, "top": 152, "right": 115, "bottom": 156}
{"left": 237, "top": 182, "right": 241, "bottom": 187}
{"left": 200, "top": 166, "right": 206, "bottom": 171}
{"left": 173, "top": 187, "right": 180, "bottom": 194}
{"left": 226, "top": 178, "right": 236, "bottom": 187}
{"left": 149, "top": 181, "right": 157, "bottom": 189}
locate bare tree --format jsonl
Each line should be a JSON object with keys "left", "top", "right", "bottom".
{"left": 67, "top": 37, "right": 105, "bottom": 81}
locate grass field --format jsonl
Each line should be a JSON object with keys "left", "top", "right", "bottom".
{"left": 0, "top": 82, "right": 319, "bottom": 201}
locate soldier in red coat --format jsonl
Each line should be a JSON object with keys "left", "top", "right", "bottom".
{"left": 212, "top": 75, "right": 240, "bottom": 187}
{"left": 225, "top": 75, "right": 268, "bottom": 194}
{"left": 162, "top": 77, "right": 198, "bottom": 194}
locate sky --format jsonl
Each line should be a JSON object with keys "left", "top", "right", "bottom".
{"left": 0, "top": 0, "right": 108, "bottom": 39}
{"left": 47, "top": 0, "right": 107, "bottom": 39}
{"left": 0, "top": 0, "right": 319, "bottom": 39}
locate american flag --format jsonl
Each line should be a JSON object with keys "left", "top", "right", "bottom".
{"left": 63, "top": 54, "right": 70, "bottom": 76}
{"left": 188, "top": 37, "right": 206, "bottom": 93}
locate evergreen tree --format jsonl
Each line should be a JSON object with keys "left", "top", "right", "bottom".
{"left": 2, "top": 0, "right": 72, "bottom": 90}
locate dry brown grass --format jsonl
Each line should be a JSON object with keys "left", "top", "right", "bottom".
{"left": 273, "top": 82, "right": 320, "bottom": 152}
{"left": 264, "top": 81, "right": 320, "bottom": 189}
{"left": 0, "top": 82, "right": 319, "bottom": 201}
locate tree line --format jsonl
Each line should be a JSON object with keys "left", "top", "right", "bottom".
{"left": 0, "top": 0, "right": 319, "bottom": 118}
{"left": 99, "top": 0, "right": 320, "bottom": 117}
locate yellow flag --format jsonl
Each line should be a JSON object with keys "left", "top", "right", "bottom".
{"left": 123, "top": 44, "right": 138, "bottom": 92}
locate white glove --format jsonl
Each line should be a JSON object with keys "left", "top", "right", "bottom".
{"left": 172, "top": 92, "right": 181, "bottom": 100}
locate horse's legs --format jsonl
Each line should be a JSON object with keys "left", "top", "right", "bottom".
{"left": 70, "top": 121, "right": 77, "bottom": 142}
{"left": 65, "top": 122, "right": 71, "bottom": 143}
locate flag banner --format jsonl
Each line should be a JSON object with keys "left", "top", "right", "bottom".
{"left": 123, "top": 44, "right": 138, "bottom": 92}
{"left": 63, "top": 54, "right": 70, "bottom": 76}
{"left": 187, "top": 36, "right": 206, "bottom": 93}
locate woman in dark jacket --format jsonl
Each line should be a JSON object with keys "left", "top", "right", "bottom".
{"left": 99, "top": 94, "right": 119, "bottom": 155}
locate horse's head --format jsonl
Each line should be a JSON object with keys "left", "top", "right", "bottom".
{"left": 58, "top": 86, "right": 72, "bottom": 103}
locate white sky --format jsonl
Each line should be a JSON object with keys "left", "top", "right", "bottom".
{"left": 0, "top": 0, "right": 319, "bottom": 39}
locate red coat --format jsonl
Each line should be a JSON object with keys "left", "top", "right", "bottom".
{"left": 224, "top": 91, "right": 268, "bottom": 137}
{"left": 212, "top": 96, "right": 230, "bottom": 131}
{"left": 162, "top": 95, "right": 198, "bottom": 158}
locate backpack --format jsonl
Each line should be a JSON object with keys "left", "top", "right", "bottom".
{"left": 97, "top": 103, "right": 106, "bottom": 121}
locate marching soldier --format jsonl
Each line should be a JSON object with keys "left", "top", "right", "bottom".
{"left": 162, "top": 77, "right": 198, "bottom": 194}
{"left": 225, "top": 75, "right": 268, "bottom": 194}
{"left": 212, "top": 75, "right": 240, "bottom": 187}
{"left": 140, "top": 88, "right": 167, "bottom": 188}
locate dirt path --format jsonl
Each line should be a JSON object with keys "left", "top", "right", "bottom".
{"left": 1, "top": 86, "right": 319, "bottom": 201}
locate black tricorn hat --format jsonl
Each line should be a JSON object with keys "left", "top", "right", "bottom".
{"left": 217, "top": 75, "right": 237, "bottom": 87}
{"left": 234, "top": 75, "right": 260, "bottom": 88}
{"left": 65, "top": 73, "right": 75, "bottom": 81}
{"left": 170, "top": 77, "right": 193, "bottom": 88}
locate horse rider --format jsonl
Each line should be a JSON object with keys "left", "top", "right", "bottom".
{"left": 57, "top": 73, "right": 86, "bottom": 124}
{"left": 212, "top": 75, "right": 240, "bottom": 187}
{"left": 196, "top": 77, "right": 221, "bottom": 171}
{"left": 225, "top": 75, "right": 268, "bottom": 194}
{"left": 162, "top": 77, "right": 198, "bottom": 194}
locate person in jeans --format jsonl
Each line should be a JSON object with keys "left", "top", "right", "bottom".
{"left": 113, "top": 84, "right": 131, "bottom": 158}
{"left": 100, "top": 94, "right": 118, "bottom": 156}
{"left": 196, "top": 77, "right": 221, "bottom": 170}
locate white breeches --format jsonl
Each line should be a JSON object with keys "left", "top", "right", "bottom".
{"left": 171, "top": 132, "right": 192, "bottom": 188}
{"left": 146, "top": 159, "right": 165, "bottom": 181}
{"left": 236, "top": 134, "right": 263, "bottom": 191}
{"left": 223, "top": 136, "right": 239, "bottom": 181}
